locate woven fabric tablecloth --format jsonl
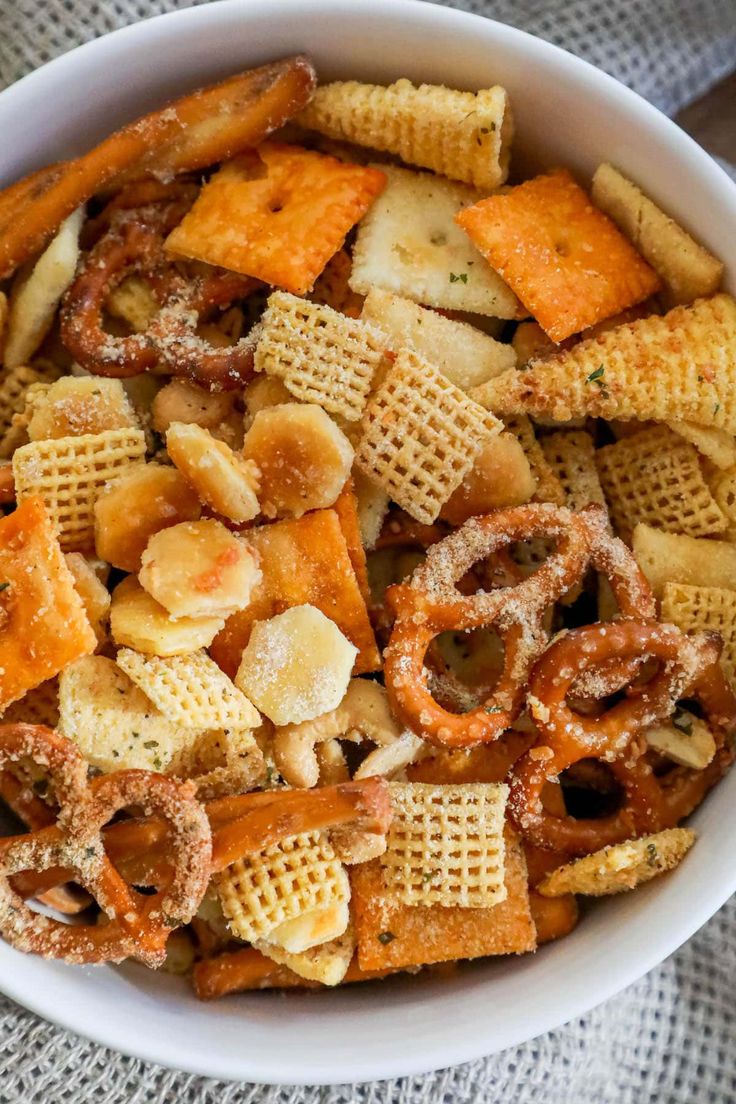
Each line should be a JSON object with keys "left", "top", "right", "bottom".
{"left": 1, "top": 2, "right": 735, "bottom": 1101}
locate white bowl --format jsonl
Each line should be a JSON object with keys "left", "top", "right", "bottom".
{"left": 1, "top": 0, "right": 735, "bottom": 1085}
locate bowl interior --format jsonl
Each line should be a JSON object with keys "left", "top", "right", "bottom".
{"left": 0, "top": 0, "right": 735, "bottom": 1085}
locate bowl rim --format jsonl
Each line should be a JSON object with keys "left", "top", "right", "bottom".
{"left": 1, "top": 0, "right": 736, "bottom": 1084}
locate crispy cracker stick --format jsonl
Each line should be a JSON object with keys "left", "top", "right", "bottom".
{"left": 118, "top": 58, "right": 316, "bottom": 186}
{"left": 591, "top": 163, "right": 723, "bottom": 307}
{"left": 0, "top": 57, "right": 316, "bottom": 279}
{"left": 473, "top": 294, "right": 736, "bottom": 431}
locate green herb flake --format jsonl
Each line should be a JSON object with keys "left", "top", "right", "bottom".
{"left": 697, "top": 374, "right": 704, "bottom": 383}
{"left": 484, "top": 705, "right": 504, "bottom": 714}
{"left": 646, "top": 842, "right": 658, "bottom": 868}
{"left": 0, "top": 582, "right": 10, "bottom": 593}
{"left": 714, "top": 402, "right": 721, "bottom": 414}
{"left": 422, "top": 871, "right": 438, "bottom": 883}
{"left": 449, "top": 272, "right": 468, "bottom": 284}
{"left": 377, "top": 931, "right": 396, "bottom": 945}
{"left": 143, "top": 740, "right": 159, "bottom": 750}
{"left": 153, "top": 757, "right": 163, "bottom": 770}
{"left": 586, "top": 366, "right": 605, "bottom": 384}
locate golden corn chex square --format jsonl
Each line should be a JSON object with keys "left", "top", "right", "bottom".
{"left": 217, "top": 829, "right": 350, "bottom": 945}
{"left": 473, "top": 294, "right": 736, "bottom": 432}
{"left": 382, "top": 782, "right": 508, "bottom": 909}
{"left": 297, "top": 77, "right": 513, "bottom": 192}
{"left": 255, "top": 291, "right": 388, "bottom": 421}
{"left": 596, "top": 425, "right": 726, "bottom": 539}
{"left": 115, "top": 648, "right": 261, "bottom": 731}
{"left": 349, "top": 165, "right": 521, "bottom": 318}
{"left": 541, "top": 431, "right": 606, "bottom": 513}
{"left": 503, "top": 415, "right": 564, "bottom": 506}
{"left": 12, "top": 427, "right": 146, "bottom": 551}
{"left": 0, "top": 361, "right": 61, "bottom": 458}
{"left": 703, "top": 465, "right": 736, "bottom": 540}
{"left": 355, "top": 348, "right": 502, "bottom": 524}
{"left": 660, "top": 581, "right": 736, "bottom": 688}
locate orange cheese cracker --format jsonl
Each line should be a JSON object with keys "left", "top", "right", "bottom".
{"left": 333, "top": 477, "right": 371, "bottom": 605}
{"left": 456, "top": 169, "right": 661, "bottom": 342}
{"left": 166, "top": 142, "right": 386, "bottom": 295}
{"left": 352, "top": 827, "right": 536, "bottom": 970}
{"left": 209, "top": 508, "right": 380, "bottom": 677}
{"left": 0, "top": 496, "right": 96, "bottom": 710}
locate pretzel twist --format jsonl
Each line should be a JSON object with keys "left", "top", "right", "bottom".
{"left": 61, "top": 197, "right": 259, "bottom": 391}
{"left": 508, "top": 622, "right": 736, "bottom": 854}
{"left": 0, "top": 724, "right": 211, "bottom": 966}
{"left": 384, "top": 504, "right": 596, "bottom": 747}
{"left": 0, "top": 725, "right": 392, "bottom": 965}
